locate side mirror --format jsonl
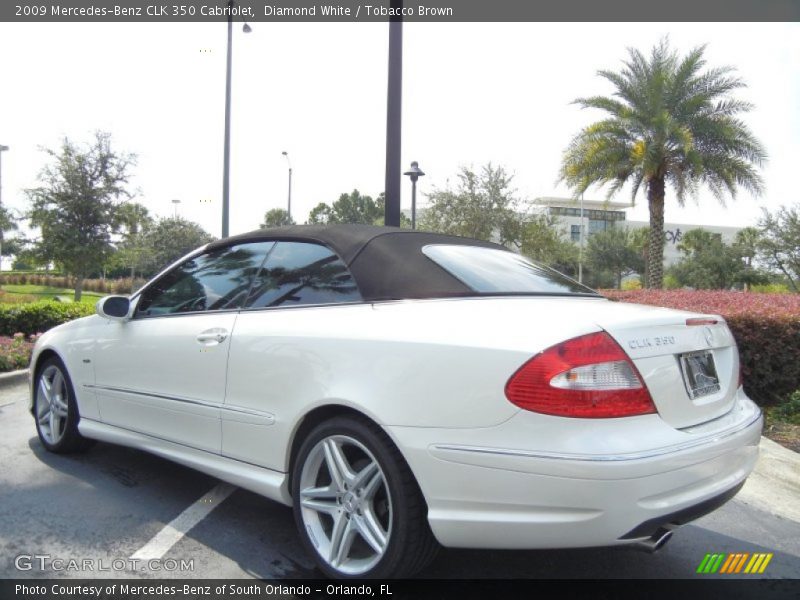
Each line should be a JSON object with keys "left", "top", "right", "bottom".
{"left": 96, "top": 295, "right": 131, "bottom": 321}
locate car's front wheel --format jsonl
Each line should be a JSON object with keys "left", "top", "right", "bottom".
{"left": 292, "top": 416, "right": 438, "bottom": 578}
{"left": 34, "top": 357, "right": 94, "bottom": 453}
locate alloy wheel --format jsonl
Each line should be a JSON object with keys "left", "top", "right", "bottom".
{"left": 298, "top": 434, "right": 393, "bottom": 576}
{"left": 36, "top": 365, "right": 70, "bottom": 445}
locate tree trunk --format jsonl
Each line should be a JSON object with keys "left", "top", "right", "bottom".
{"left": 74, "top": 275, "right": 84, "bottom": 302}
{"left": 646, "top": 177, "right": 666, "bottom": 289}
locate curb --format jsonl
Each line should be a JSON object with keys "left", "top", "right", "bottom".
{"left": 738, "top": 436, "right": 800, "bottom": 524}
{"left": 0, "top": 369, "right": 29, "bottom": 389}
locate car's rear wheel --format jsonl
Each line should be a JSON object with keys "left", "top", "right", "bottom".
{"left": 34, "top": 357, "right": 94, "bottom": 453}
{"left": 292, "top": 416, "right": 438, "bottom": 578}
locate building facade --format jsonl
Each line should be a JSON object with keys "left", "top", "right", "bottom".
{"left": 534, "top": 197, "right": 743, "bottom": 267}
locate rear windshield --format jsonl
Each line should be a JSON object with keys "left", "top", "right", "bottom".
{"left": 422, "top": 244, "right": 598, "bottom": 296}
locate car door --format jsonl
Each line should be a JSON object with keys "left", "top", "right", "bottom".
{"left": 93, "top": 241, "right": 274, "bottom": 453}
{"left": 222, "top": 241, "right": 364, "bottom": 467}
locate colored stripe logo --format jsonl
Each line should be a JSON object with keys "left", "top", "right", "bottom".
{"left": 696, "top": 552, "right": 773, "bottom": 574}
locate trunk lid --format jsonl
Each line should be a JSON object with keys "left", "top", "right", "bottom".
{"left": 592, "top": 301, "right": 739, "bottom": 429}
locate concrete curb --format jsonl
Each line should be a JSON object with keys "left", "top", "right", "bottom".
{"left": 0, "top": 369, "right": 28, "bottom": 389}
{"left": 738, "top": 436, "right": 800, "bottom": 523}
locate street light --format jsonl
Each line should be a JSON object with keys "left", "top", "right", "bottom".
{"left": 578, "top": 192, "right": 585, "bottom": 284}
{"left": 171, "top": 198, "right": 182, "bottom": 218}
{"left": 281, "top": 151, "right": 292, "bottom": 220}
{"left": 403, "top": 161, "right": 425, "bottom": 230}
{"left": 0, "top": 145, "right": 9, "bottom": 272}
{"left": 221, "top": 0, "right": 252, "bottom": 239}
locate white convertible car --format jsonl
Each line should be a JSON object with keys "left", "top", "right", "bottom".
{"left": 30, "top": 225, "right": 762, "bottom": 578}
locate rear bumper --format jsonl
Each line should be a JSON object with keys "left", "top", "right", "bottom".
{"left": 387, "top": 394, "right": 762, "bottom": 549}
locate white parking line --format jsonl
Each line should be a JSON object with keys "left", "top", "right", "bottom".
{"left": 131, "top": 483, "right": 236, "bottom": 561}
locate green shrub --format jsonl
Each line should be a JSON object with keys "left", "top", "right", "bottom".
{"left": 772, "top": 390, "right": 800, "bottom": 425}
{"left": 0, "top": 301, "right": 95, "bottom": 337}
{"left": 750, "top": 283, "right": 790, "bottom": 294}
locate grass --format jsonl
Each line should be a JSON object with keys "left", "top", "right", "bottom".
{"left": 0, "top": 284, "right": 103, "bottom": 305}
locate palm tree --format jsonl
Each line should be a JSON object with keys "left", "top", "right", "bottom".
{"left": 559, "top": 39, "right": 766, "bottom": 288}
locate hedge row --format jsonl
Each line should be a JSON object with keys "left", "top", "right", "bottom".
{"left": 0, "top": 273, "right": 146, "bottom": 295}
{"left": 603, "top": 290, "right": 800, "bottom": 407}
{"left": 0, "top": 302, "right": 96, "bottom": 337}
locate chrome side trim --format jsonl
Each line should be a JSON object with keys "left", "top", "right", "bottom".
{"left": 433, "top": 411, "right": 762, "bottom": 463}
{"left": 84, "top": 384, "right": 274, "bottom": 419}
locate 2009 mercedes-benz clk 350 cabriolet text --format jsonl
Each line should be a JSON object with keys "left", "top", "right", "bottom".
{"left": 30, "top": 224, "right": 762, "bottom": 578}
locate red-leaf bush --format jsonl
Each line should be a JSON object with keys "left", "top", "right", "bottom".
{"left": 603, "top": 290, "right": 800, "bottom": 407}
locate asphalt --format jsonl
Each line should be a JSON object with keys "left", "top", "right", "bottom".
{"left": 1, "top": 378, "right": 798, "bottom": 579}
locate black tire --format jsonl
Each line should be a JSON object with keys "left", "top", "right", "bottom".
{"left": 33, "top": 356, "right": 94, "bottom": 454}
{"left": 291, "top": 416, "right": 439, "bottom": 578}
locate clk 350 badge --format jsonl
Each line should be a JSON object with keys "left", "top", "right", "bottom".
{"left": 628, "top": 336, "right": 676, "bottom": 349}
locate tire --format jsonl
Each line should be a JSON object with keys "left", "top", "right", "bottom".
{"left": 33, "top": 357, "right": 94, "bottom": 454}
{"left": 291, "top": 416, "right": 439, "bottom": 578}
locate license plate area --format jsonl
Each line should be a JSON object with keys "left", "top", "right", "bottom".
{"left": 680, "top": 350, "right": 721, "bottom": 400}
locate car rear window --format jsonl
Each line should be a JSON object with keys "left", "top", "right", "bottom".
{"left": 422, "top": 244, "right": 598, "bottom": 296}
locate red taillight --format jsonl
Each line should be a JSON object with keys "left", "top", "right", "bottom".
{"left": 505, "top": 331, "right": 656, "bottom": 418}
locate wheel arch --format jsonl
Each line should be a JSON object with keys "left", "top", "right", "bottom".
{"left": 285, "top": 404, "right": 427, "bottom": 507}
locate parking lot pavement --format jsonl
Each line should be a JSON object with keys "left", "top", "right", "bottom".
{"left": 2, "top": 380, "right": 799, "bottom": 579}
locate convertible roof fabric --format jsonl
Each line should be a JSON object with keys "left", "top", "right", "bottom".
{"left": 208, "top": 224, "right": 506, "bottom": 301}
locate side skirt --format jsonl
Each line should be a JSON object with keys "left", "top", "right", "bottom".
{"left": 78, "top": 419, "right": 291, "bottom": 506}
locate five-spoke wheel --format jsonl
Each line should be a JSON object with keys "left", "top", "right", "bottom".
{"left": 292, "top": 417, "right": 438, "bottom": 579}
{"left": 34, "top": 357, "right": 93, "bottom": 453}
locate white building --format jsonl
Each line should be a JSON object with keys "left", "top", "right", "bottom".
{"left": 534, "top": 197, "right": 743, "bottom": 267}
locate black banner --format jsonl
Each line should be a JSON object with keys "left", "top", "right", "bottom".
{"left": 2, "top": 579, "right": 800, "bottom": 600}
{"left": 3, "top": 0, "right": 800, "bottom": 23}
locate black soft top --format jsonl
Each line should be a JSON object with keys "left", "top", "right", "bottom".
{"left": 208, "top": 224, "right": 506, "bottom": 301}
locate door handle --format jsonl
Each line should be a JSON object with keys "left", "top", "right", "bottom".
{"left": 196, "top": 328, "right": 229, "bottom": 345}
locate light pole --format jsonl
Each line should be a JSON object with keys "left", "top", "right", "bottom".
{"left": 172, "top": 198, "right": 181, "bottom": 218}
{"left": 384, "top": 0, "right": 403, "bottom": 227}
{"left": 0, "top": 145, "right": 8, "bottom": 273}
{"left": 578, "top": 192, "right": 585, "bottom": 284}
{"left": 221, "top": 1, "right": 252, "bottom": 239}
{"left": 403, "top": 161, "right": 425, "bottom": 229}
{"left": 281, "top": 151, "right": 292, "bottom": 220}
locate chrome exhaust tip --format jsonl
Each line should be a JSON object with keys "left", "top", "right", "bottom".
{"left": 632, "top": 527, "right": 673, "bottom": 553}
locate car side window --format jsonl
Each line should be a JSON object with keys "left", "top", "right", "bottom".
{"left": 136, "top": 242, "right": 274, "bottom": 317}
{"left": 245, "top": 242, "right": 362, "bottom": 309}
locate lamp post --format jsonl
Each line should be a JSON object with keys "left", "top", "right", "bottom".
{"left": 172, "top": 198, "right": 181, "bottom": 218}
{"left": 578, "top": 192, "right": 585, "bottom": 284}
{"left": 221, "top": 1, "right": 252, "bottom": 239}
{"left": 403, "top": 161, "right": 425, "bottom": 229}
{"left": 383, "top": 0, "right": 403, "bottom": 227}
{"left": 0, "top": 145, "right": 8, "bottom": 272}
{"left": 281, "top": 151, "right": 292, "bottom": 220}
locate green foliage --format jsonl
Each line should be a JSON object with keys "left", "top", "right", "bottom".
{"left": 669, "top": 228, "right": 768, "bottom": 289}
{"left": 0, "top": 301, "right": 95, "bottom": 337}
{"left": 111, "top": 202, "right": 154, "bottom": 283}
{"left": 140, "top": 217, "right": 215, "bottom": 276}
{"left": 586, "top": 226, "right": 644, "bottom": 289}
{"left": 308, "top": 190, "right": 385, "bottom": 225}
{"left": 621, "top": 277, "right": 642, "bottom": 291}
{"left": 519, "top": 213, "right": 578, "bottom": 276}
{"left": 420, "top": 164, "right": 525, "bottom": 247}
{"left": 772, "top": 390, "right": 800, "bottom": 425}
{"left": 25, "top": 132, "right": 136, "bottom": 301}
{"left": 757, "top": 205, "right": 800, "bottom": 292}
{"left": 750, "top": 283, "right": 790, "bottom": 294}
{"left": 559, "top": 39, "right": 765, "bottom": 289}
{"left": 262, "top": 208, "right": 295, "bottom": 228}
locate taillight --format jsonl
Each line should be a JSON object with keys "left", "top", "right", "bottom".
{"left": 505, "top": 331, "right": 656, "bottom": 418}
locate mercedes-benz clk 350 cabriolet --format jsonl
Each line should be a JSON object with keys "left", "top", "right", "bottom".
{"left": 30, "top": 224, "right": 762, "bottom": 578}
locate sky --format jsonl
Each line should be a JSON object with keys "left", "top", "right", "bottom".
{"left": 0, "top": 21, "right": 798, "bottom": 239}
